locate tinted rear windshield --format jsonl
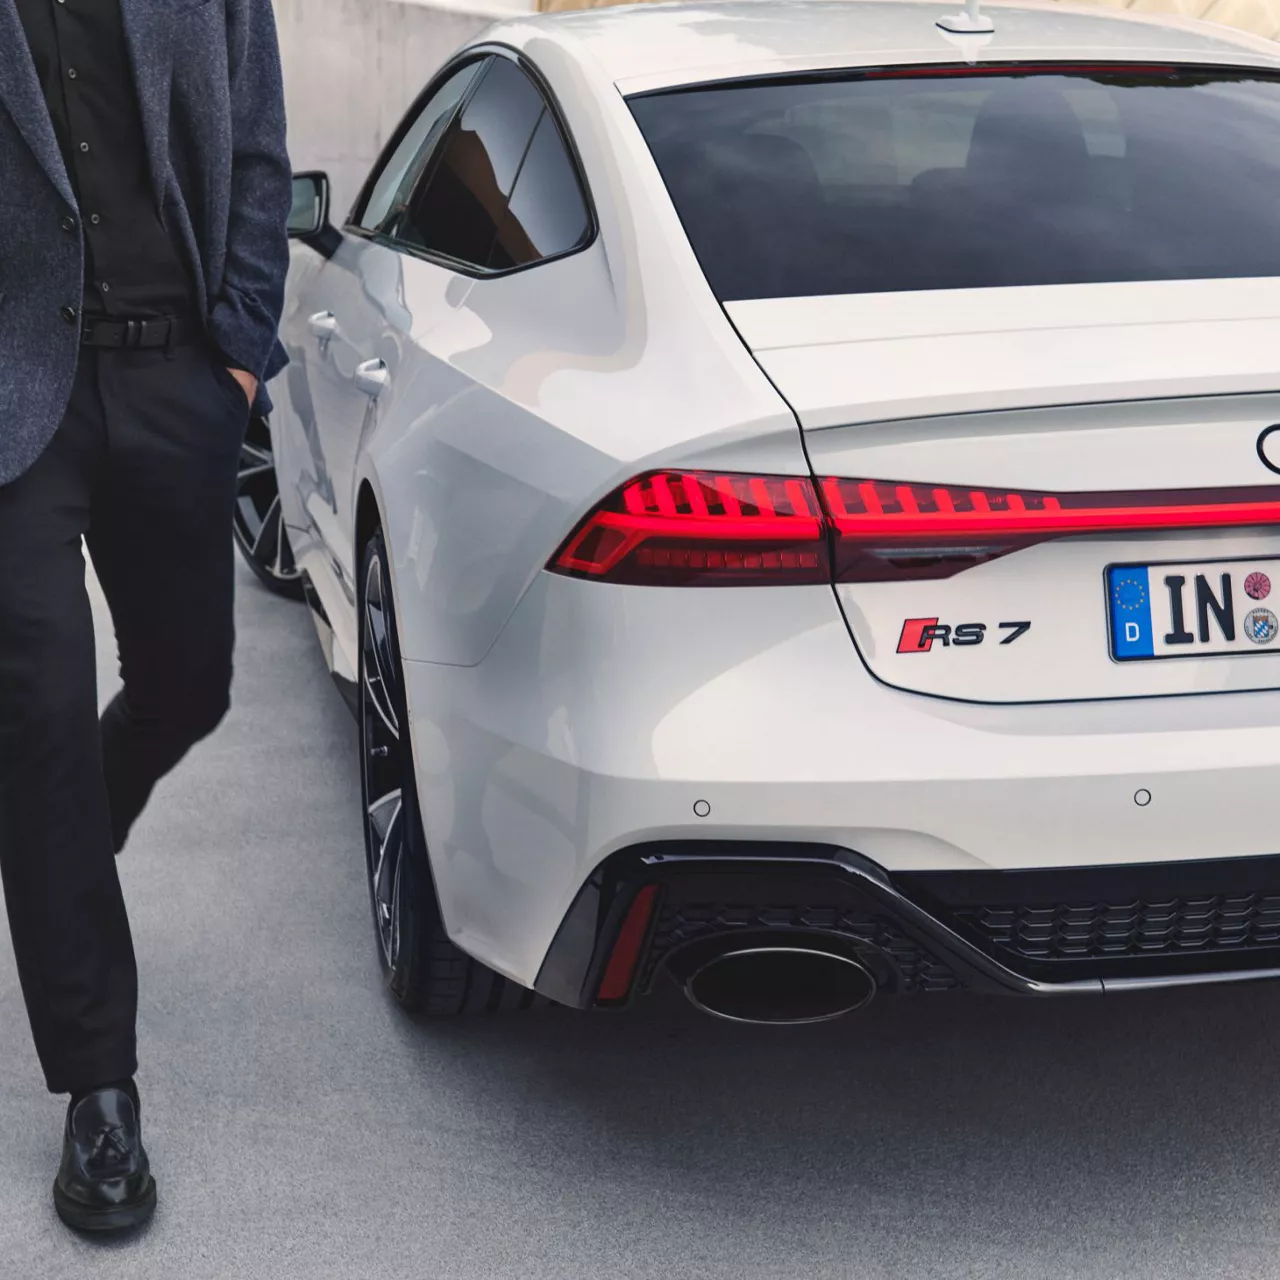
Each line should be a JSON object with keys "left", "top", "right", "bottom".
{"left": 628, "top": 68, "right": 1280, "bottom": 300}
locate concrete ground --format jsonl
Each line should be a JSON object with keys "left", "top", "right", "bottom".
{"left": 2, "top": 557, "right": 1280, "bottom": 1279}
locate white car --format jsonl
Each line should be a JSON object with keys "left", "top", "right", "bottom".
{"left": 250, "top": 0, "right": 1280, "bottom": 1022}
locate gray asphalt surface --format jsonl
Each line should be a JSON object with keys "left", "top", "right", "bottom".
{"left": 3, "top": 556, "right": 1280, "bottom": 1279}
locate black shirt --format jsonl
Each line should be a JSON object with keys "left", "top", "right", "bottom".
{"left": 16, "top": 0, "right": 196, "bottom": 319}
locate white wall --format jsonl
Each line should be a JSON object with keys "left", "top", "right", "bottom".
{"left": 273, "top": 0, "right": 494, "bottom": 217}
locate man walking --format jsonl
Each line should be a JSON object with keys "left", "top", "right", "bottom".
{"left": 0, "top": 0, "right": 291, "bottom": 1232}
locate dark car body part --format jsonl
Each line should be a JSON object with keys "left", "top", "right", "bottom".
{"left": 535, "top": 842, "right": 1280, "bottom": 1008}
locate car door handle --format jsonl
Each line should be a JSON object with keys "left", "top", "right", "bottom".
{"left": 353, "top": 357, "right": 390, "bottom": 398}
{"left": 307, "top": 310, "right": 337, "bottom": 339}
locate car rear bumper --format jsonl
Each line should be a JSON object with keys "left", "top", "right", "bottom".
{"left": 533, "top": 842, "right": 1280, "bottom": 1009}
{"left": 401, "top": 573, "right": 1280, "bottom": 991}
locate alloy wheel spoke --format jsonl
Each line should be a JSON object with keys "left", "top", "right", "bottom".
{"left": 366, "top": 786, "right": 403, "bottom": 957}
{"left": 237, "top": 463, "right": 275, "bottom": 485}
{"left": 367, "top": 787, "right": 402, "bottom": 842}
{"left": 367, "top": 787, "right": 402, "bottom": 927}
{"left": 362, "top": 562, "right": 400, "bottom": 739}
{"left": 375, "top": 798, "right": 403, "bottom": 911}
{"left": 363, "top": 668, "right": 398, "bottom": 742}
{"left": 251, "top": 494, "right": 282, "bottom": 561}
{"left": 271, "top": 507, "right": 287, "bottom": 575}
{"left": 237, "top": 444, "right": 274, "bottom": 485}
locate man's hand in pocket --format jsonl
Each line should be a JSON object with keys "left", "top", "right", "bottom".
{"left": 227, "top": 368, "right": 258, "bottom": 405}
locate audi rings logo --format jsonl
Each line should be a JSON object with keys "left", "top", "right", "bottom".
{"left": 1259, "top": 425, "right": 1280, "bottom": 475}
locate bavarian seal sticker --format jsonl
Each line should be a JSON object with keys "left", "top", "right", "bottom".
{"left": 1245, "top": 607, "right": 1278, "bottom": 645}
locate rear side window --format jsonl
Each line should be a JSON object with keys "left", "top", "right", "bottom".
{"left": 628, "top": 69, "right": 1280, "bottom": 300}
{"left": 397, "top": 57, "right": 544, "bottom": 267}
{"left": 489, "top": 111, "right": 591, "bottom": 269}
{"left": 355, "top": 61, "right": 482, "bottom": 235}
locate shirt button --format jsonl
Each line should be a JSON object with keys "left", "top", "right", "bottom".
{"left": 89, "top": 213, "right": 100, "bottom": 225}
{"left": 67, "top": 68, "right": 77, "bottom": 80}
{"left": 78, "top": 142, "right": 88, "bottom": 154}
{"left": 60, "top": 214, "right": 77, "bottom": 232}
{"left": 100, "top": 282, "right": 111, "bottom": 293}
{"left": 60, "top": 305, "right": 78, "bottom": 325}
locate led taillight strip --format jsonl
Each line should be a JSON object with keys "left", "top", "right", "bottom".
{"left": 553, "top": 472, "right": 829, "bottom": 583}
{"left": 549, "top": 472, "right": 1280, "bottom": 586}
{"left": 824, "top": 484, "right": 1280, "bottom": 541}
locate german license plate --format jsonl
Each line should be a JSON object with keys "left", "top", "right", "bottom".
{"left": 1108, "top": 558, "right": 1280, "bottom": 661}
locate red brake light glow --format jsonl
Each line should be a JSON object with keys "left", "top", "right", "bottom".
{"left": 824, "top": 480, "right": 1280, "bottom": 582}
{"left": 861, "top": 63, "right": 1180, "bottom": 79}
{"left": 551, "top": 471, "right": 829, "bottom": 586}
{"left": 549, "top": 473, "right": 1280, "bottom": 586}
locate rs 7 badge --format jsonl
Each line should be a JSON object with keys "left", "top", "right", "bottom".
{"left": 897, "top": 618, "right": 1031, "bottom": 653}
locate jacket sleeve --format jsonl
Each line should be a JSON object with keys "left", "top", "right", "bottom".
{"left": 209, "top": 0, "right": 292, "bottom": 387}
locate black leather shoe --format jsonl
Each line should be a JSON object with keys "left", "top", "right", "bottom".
{"left": 53, "top": 1085, "right": 157, "bottom": 1232}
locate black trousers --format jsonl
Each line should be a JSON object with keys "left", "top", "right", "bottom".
{"left": 0, "top": 341, "right": 248, "bottom": 1094}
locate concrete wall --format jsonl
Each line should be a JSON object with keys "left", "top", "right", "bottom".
{"left": 534, "top": 0, "right": 1280, "bottom": 41}
{"left": 273, "top": 0, "right": 493, "bottom": 217}
{"left": 1075, "top": 0, "right": 1280, "bottom": 41}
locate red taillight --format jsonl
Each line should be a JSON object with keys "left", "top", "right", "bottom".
{"left": 596, "top": 885, "right": 659, "bottom": 1004}
{"left": 550, "top": 471, "right": 829, "bottom": 586}
{"left": 825, "top": 480, "right": 1280, "bottom": 582}
{"left": 549, "top": 474, "right": 1280, "bottom": 586}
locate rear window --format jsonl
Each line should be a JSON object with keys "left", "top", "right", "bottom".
{"left": 628, "top": 68, "right": 1280, "bottom": 300}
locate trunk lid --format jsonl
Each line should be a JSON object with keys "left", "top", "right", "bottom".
{"left": 727, "top": 280, "right": 1280, "bottom": 703}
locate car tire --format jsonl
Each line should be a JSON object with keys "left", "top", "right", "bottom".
{"left": 358, "top": 528, "right": 541, "bottom": 1014}
{"left": 233, "top": 416, "right": 306, "bottom": 600}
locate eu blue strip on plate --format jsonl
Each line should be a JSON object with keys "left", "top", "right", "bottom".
{"left": 1109, "top": 566, "right": 1154, "bottom": 659}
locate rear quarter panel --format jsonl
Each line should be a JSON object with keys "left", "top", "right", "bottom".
{"left": 360, "top": 35, "right": 807, "bottom": 667}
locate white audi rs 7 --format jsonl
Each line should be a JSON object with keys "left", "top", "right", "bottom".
{"left": 241, "top": 0, "right": 1280, "bottom": 1023}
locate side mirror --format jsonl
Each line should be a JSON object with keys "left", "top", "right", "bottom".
{"left": 288, "top": 171, "right": 329, "bottom": 236}
{"left": 288, "top": 171, "right": 341, "bottom": 256}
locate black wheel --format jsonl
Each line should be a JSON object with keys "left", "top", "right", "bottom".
{"left": 233, "top": 416, "right": 305, "bottom": 599}
{"left": 358, "top": 529, "right": 539, "bottom": 1014}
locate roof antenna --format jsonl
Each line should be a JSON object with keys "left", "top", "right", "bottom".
{"left": 937, "top": 0, "right": 995, "bottom": 34}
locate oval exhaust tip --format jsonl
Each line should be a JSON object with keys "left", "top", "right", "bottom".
{"left": 684, "top": 945, "right": 875, "bottom": 1025}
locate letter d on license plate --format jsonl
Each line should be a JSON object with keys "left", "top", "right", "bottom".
{"left": 1108, "top": 557, "right": 1280, "bottom": 661}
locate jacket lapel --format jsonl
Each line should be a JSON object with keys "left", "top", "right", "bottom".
{"left": 0, "top": 0, "right": 73, "bottom": 204}
{"left": 118, "top": 0, "right": 173, "bottom": 211}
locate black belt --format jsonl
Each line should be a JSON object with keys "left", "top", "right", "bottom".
{"left": 80, "top": 315, "right": 201, "bottom": 350}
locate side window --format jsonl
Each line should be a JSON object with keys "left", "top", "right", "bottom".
{"left": 396, "top": 57, "right": 544, "bottom": 267}
{"left": 488, "top": 111, "right": 591, "bottom": 270}
{"left": 355, "top": 60, "right": 484, "bottom": 235}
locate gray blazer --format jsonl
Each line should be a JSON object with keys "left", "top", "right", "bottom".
{"left": 0, "top": 0, "right": 292, "bottom": 485}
